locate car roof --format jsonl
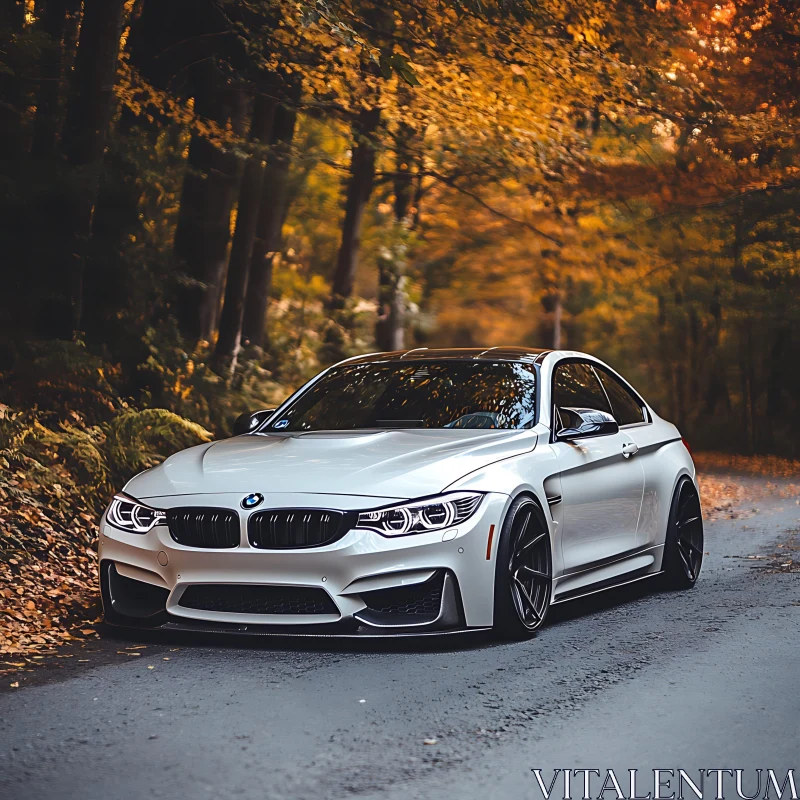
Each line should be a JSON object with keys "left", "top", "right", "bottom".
{"left": 338, "top": 347, "right": 553, "bottom": 366}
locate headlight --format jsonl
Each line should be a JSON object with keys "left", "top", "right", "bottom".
{"left": 355, "top": 492, "right": 483, "bottom": 537}
{"left": 106, "top": 494, "right": 166, "bottom": 534}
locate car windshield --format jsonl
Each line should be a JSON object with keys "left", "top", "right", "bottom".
{"left": 263, "top": 360, "right": 538, "bottom": 432}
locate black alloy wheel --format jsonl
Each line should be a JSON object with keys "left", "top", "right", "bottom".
{"left": 493, "top": 496, "right": 552, "bottom": 640}
{"left": 663, "top": 478, "right": 704, "bottom": 589}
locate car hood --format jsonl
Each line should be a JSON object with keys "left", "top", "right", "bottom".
{"left": 125, "top": 428, "right": 537, "bottom": 501}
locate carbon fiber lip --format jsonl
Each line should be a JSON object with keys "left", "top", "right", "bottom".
{"left": 104, "top": 618, "right": 490, "bottom": 638}
{"left": 160, "top": 623, "right": 491, "bottom": 638}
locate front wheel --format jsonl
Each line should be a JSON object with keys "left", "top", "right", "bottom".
{"left": 662, "top": 477, "right": 704, "bottom": 589}
{"left": 493, "top": 496, "right": 552, "bottom": 640}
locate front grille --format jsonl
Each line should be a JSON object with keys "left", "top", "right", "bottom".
{"left": 167, "top": 508, "right": 240, "bottom": 549}
{"left": 248, "top": 509, "right": 355, "bottom": 549}
{"left": 361, "top": 573, "right": 444, "bottom": 616}
{"left": 178, "top": 584, "right": 338, "bottom": 616}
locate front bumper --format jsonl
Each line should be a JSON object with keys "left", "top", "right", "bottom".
{"left": 98, "top": 492, "right": 509, "bottom": 635}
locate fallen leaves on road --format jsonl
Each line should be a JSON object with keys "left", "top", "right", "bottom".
{"left": 696, "top": 452, "right": 800, "bottom": 522}
{"left": 697, "top": 475, "right": 752, "bottom": 521}
{"left": 754, "top": 531, "right": 800, "bottom": 574}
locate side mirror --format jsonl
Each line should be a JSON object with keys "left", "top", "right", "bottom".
{"left": 556, "top": 407, "right": 619, "bottom": 441}
{"left": 233, "top": 409, "right": 276, "bottom": 436}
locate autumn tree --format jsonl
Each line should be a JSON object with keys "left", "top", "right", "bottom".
{"left": 2, "top": 0, "right": 800, "bottom": 454}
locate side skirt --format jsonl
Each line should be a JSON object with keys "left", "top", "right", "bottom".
{"left": 550, "top": 569, "right": 662, "bottom": 605}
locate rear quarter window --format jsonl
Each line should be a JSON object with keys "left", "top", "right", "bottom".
{"left": 594, "top": 367, "right": 646, "bottom": 426}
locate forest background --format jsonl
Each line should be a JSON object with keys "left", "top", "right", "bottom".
{"left": 1, "top": 0, "right": 799, "bottom": 652}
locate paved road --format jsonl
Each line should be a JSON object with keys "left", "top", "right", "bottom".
{"left": 2, "top": 475, "right": 798, "bottom": 800}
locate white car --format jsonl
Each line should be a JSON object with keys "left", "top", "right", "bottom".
{"left": 99, "top": 347, "right": 703, "bottom": 639}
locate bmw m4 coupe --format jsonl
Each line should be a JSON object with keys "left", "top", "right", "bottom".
{"left": 99, "top": 347, "right": 703, "bottom": 639}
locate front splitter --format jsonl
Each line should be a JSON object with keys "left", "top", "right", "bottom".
{"left": 106, "top": 617, "right": 491, "bottom": 639}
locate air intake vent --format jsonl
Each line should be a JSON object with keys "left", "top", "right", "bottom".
{"left": 248, "top": 509, "right": 354, "bottom": 549}
{"left": 167, "top": 508, "right": 240, "bottom": 549}
{"left": 353, "top": 571, "right": 458, "bottom": 629}
{"left": 361, "top": 573, "right": 444, "bottom": 617}
{"left": 178, "top": 584, "right": 338, "bottom": 616}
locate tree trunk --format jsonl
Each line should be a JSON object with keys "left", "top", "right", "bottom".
{"left": 393, "top": 119, "right": 415, "bottom": 223}
{"left": 329, "top": 106, "right": 381, "bottom": 308}
{"left": 731, "top": 213, "right": 756, "bottom": 450}
{"left": 739, "top": 323, "right": 756, "bottom": 452}
{"left": 704, "top": 287, "right": 730, "bottom": 415}
{"left": 61, "top": 0, "right": 81, "bottom": 68}
{"left": 0, "top": 0, "right": 26, "bottom": 155}
{"left": 172, "top": 61, "right": 245, "bottom": 343}
{"left": 687, "top": 304, "right": 700, "bottom": 422}
{"left": 376, "top": 253, "right": 405, "bottom": 351}
{"left": 152, "top": 0, "right": 256, "bottom": 345}
{"left": 672, "top": 288, "right": 687, "bottom": 430}
{"left": 214, "top": 92, "right": 277, "bottom": 371}
{"left": 60, "top": 0, "right": 125, "bottom": 167}
{"left": 78, "top": 0, "right": 171, "bottom": 346}
{"left": 552, "top": 290, "right": 563, "bottom": 350}
{"left": 376, "top": 114, "right": 415, "bottom": 351}
{"left": 765, "top": 327, "right": 788, "bottom": 450}
{"left": 31, "top": 0, "right": 79, "bottom": 158}
{"left": 656, "top": 292, "right": 673, "bottom": 421}
{"left": 40, "top": 0, "right": 125, "bottom": 338}
{"left": 241, "top": 82, "right": 300, "bottom": 350}
{"left": 766, "top": 328, "right": 787, "bottom": 418}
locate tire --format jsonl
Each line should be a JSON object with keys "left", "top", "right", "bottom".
{"left": 493, "top": 495, "right": 552, "bottom": 640}
{"left": 662, "top": 477, "right": 704, "bottom": 589}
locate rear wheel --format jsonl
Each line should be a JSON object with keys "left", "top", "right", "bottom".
{"left": 493, "top": 496, "right": 552, "bottom": 640}
{"left": 662, "top": 478, "right": 704, "bottom": 589}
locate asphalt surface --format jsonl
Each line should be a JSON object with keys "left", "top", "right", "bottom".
{"left": 1, "top": 474, "right": 798, "bottom": 800}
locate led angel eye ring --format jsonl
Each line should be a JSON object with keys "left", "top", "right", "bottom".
{"left": 385, "top": 506, "right": 412, "bottom": 533}
{"left": 420, "top": 502, "right": 454, "bottom": 529}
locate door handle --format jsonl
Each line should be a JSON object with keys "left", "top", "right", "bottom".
{"left": 622, "top": 442, "right": 639, "bottom": 458}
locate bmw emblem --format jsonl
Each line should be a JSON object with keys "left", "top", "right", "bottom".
{"left": 241, "top": 493, "right": 264, "bottom": 510}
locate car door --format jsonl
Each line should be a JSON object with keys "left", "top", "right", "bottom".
{"left": 551, "top": 361, "right": 645, "bottom": 573}
{"left": 592, "top": 363, "right": 660, "bottom": 553}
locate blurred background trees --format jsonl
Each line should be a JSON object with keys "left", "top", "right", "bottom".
{"left": 0, "top": 0, "right": 799, "bottom": 454}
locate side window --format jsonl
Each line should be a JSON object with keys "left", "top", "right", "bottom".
{"left": 553, "top": 362, "right": 612, "bottom": 418}
{"left": 594, "top": 366, "right": 646, "bottom": 426}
